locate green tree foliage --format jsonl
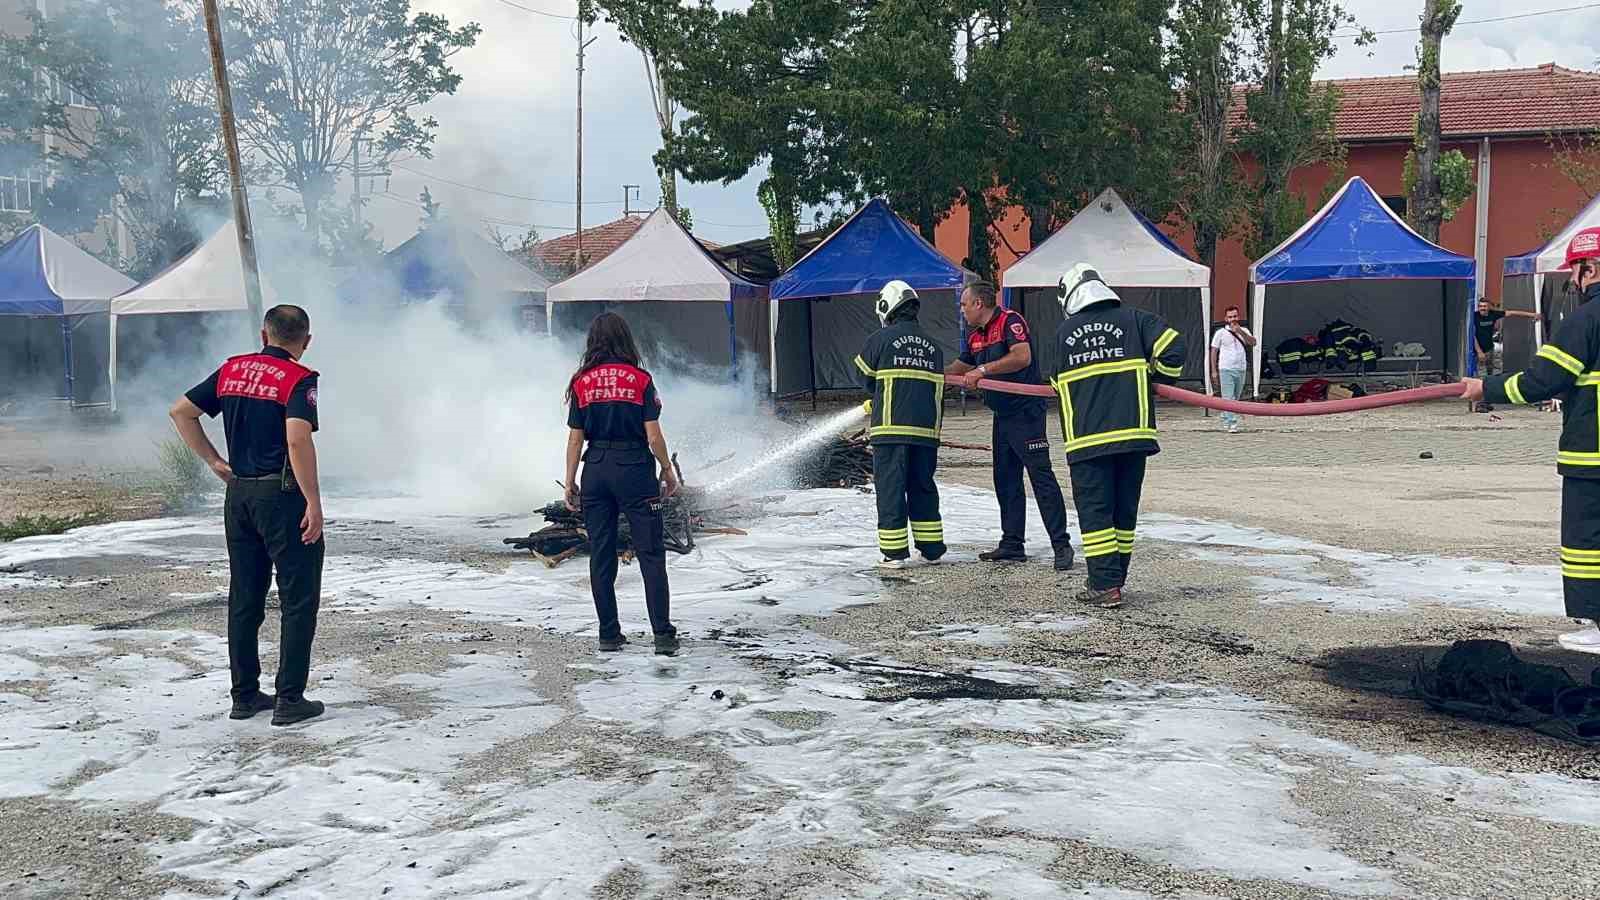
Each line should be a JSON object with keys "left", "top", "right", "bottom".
{"left": 1172, "top": 0, "right": 1246, "bottom": 272}
{"left": 1403, "top": 0, "right": 1469, "bottom": 241}
{"left": 595, "top": 0, "right": 694, "bottom": 228}
{"left": 1236, "top": 0, "right": 1368, "bottom": 260}
{"left": 226, "top": 0, "right": 480, "bottom": 244}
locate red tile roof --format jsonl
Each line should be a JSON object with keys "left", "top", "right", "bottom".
{"left": 1229, "top": 63, "right": 1600, "bottom": 143}
{"left": 524, "top": 213, "right": 721, "bottom": 274}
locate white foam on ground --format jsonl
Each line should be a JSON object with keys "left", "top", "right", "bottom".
{"left": 0, "top": 516, "right": 218, "bottom": 567}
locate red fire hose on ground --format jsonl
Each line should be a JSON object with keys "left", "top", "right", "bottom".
{"left": 973, "top": 377, "right": 1465, "bottom": 416}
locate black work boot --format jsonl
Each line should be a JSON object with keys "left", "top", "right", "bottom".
{"left": 1073, "top": 586, "right": 1123, "bottom": 609}
{"left": 597, "top": 634, "right": 629, "bottom": 652}
{"left": 1053, "top": 544, "right": 1075, "bottom": 572}
{"left": 978, "top": 545, "right": 1027, "bottom": 563}
{"left": 271, "top": 696, "right": 325, "bottom": 727}
{"left": 653, "top": 633, "right": 681, "bottom": 656}
{"left": 229, "top": 692, "right": 275, "bottom": 720}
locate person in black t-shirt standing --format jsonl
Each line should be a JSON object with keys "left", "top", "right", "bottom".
{"left": 1473, "top": 297, "right": 1539, "bottom": 411}
{"left": 169, "top": 305, "right": 327, "bottom": 727}
{"left": 564, "top": 313, "right": 681, "bottom": 656}
{"left": 945, "top": 281, "right": 1074, "bottom": 571}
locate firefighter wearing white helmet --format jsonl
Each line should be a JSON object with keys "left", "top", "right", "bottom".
{"left": 1463, "top": 226, "right": 1600, "bottom": 653}
{"left": 1051, "top": 263, "right": 1186, "bottom": 608}
{"left": 854, "top": 279, "right": 946, "bottom": 567}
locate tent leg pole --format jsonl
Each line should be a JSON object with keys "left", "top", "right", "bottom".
{"left": 61, "top": 317, "right": 75, "bottom": 407}
{"left": 806, "top": 298, "right": 817, "bottom": 412}
{"left": 108, "top": 314, "right": 118, "bottom": 414}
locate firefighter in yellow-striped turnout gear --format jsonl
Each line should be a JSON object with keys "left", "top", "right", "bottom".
{"left": 1464, "top": 226, "right": 1600, "bottom": 654}
{"left": 855, "top": 280, "right": 946, "bottom": 568}
{"left": 1051, "top": 263, "right": 1186, "bottom": 608}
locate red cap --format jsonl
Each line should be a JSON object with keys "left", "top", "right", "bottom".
{"left": 1564, "top": 227, "right": 1600, "bottom": 269}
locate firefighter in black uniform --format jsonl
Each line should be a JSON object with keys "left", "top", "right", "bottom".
{"left": 1463, "top": 227, "right": 1600, "bottom": 654}
{"left": 169, "top": 305, "right": 327, "bottom": 727}
{"left": 855, "top": 280, "right": 946, "bottom": 568}
{"left": 564, "top": 313, "right": 681, "bottom": 655}
{"left": 1052, "top": 264, "right": 1187, "bottom": 609}
{"left": 946, "top": 280, "right": 1074, "bottom": 570}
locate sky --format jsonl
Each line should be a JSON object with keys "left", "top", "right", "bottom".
{"left": 371, "top": 0, "right": 1600, "bottom": 250}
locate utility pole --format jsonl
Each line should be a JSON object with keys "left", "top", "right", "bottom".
{"left": 350, "top": 131, "right": 390, "bottom": 229}
{"left": 201, "top": 0, "right": 263, "bottom": 326}
{"left": 575, "top": 1, "right": 596, "bottom": 270}
{"left": 623, "top": 184, "right": 639, "bottom": 216}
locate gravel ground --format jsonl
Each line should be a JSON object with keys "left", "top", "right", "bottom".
{"left": 2, "top": 399, "right": 1598, "bottom": 899}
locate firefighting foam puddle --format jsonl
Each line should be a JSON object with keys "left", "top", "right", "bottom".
{"left": 0, "top": 485, "right": 1583, "bottom": 895}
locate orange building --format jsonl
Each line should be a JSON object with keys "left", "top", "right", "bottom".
{"left": 935, "top": 63, "right": 1600, "bottom": 318}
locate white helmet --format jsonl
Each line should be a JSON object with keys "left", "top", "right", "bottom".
{"left": 1058, "top": 263, "right": 1120, "bottom": 316}
{"left": 876, "top": 279, "right": 918, "bottom": 325}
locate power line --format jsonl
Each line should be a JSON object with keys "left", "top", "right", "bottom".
{"left": 1336, "top": 2, "right": 1600, "bottom": 38}
{"left": 489, "top": 0, "right": 576, "bottom": 20}
{"left": 390, "top": 162, "right": 623, "bottom": 206}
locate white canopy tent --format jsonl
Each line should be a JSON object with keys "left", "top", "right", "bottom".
{"left": 546, "top": 207, "right": 763, "bottom": 373}
{"left": 107, "top": 220, "right": 279, "bottom": 410}
{"left": 1001, "top": 187, "right": 1214, "bottom": 393}
{"left": 1501, "top": 192, "right": 1600, "bottom": 371}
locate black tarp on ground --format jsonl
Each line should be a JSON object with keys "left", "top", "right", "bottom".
{"left": 1013, "top": 286, "right": 1207, "bottom": 383}
{"left": 1259, "top": 279, "right": 1470, "bottom": 377}
{"left": 772, "top": 290, "right": 962, "bottom": 396}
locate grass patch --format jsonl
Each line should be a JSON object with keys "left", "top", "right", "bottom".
{"left": 0, "top": 509, "right": 109, "bottom": 542}
{"left": 155, "top": 438, "right": 211, "bottom": 512}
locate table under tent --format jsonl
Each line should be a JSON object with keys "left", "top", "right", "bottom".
{"left": 343, "top": 223, "right": 550, "bottom": 332}
{"left": 0, "top": 224, "right": 134, "bottom": 410}
{"left": 108, "top": 219, "right": 277, "bottom": 412}
{"left": 1247, "top": 176, "right": 1475, "bottom": 395}
{"left": 1000, "top": 187, "right": 1213, "bottom": 392}
{"left": 1501, "top": 191, "right": 1600, "bottom": 372}
{"left": 768, "top": 198, "right": 972, "bottom": 399}
{"left": 545, "top": 207, "right": 765, "bottom": 380}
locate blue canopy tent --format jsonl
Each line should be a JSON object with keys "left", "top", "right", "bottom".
{"left": 339, "top": 223, "right": 550, "bottom": 331}
{"left": 768, "top": 199, "right": 972, "bottom": 397}
{"left": 1247, "top": 176, "right": 1476, "bottom": 395}
{"left": 1501, "top": 191, "right": 1600, "bottom": 372}
{"left": 0, "top": 224, "right": 134, "bottom": 407}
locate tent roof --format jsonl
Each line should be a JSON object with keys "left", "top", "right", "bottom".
{"left": 0, "top": 224, "right": 135, "bottom": 316}
{"left": 112, "top": 220, "right": 278, "bottom": 315}
{"left": 546, "top": 206, "right": 761, "bottom": 303}
{"left": 1505, "top": 191, "right": 1600, "bottom": 277}
{"left": 387, "top": 224, "right": 552, "bottom": 298}
{"left": 770, "top": 198, "right": 971, "bottom": 301}
{"left": 1249, "top": 176, "right": 1476, "bottom": 285}
{"left": 1002, "top": 187, "right": 1210, "bottom": 290}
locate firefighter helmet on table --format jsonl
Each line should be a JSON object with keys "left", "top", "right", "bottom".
{"left": 1564, "top": 227, "right": 1600, "bottom": 270}
{"left": 876, "top": 279, "right": 919, "bottom": 326}
{"left": 1058, "top": 263, "right": 1121, "bottom": 316}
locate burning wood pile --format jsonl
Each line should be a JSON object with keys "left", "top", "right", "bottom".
{"left": 794, "top": 429, "right": 874, "bottom": 489}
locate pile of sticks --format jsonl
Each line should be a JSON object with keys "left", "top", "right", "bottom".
{"left": 793, "top": 430, "right": 990, "bottom": 490}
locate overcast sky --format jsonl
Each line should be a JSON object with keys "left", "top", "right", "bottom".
{"left": 373, "top": 0, "right": 1600, "bottom": 249}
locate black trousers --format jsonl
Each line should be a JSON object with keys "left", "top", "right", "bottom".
{"left": 1561, "top": 476, "right": 1600, "bottom": 620}
{"left": 992, "top": 409, "right": 1071, "bottom": 551}
{"left": 872, "top": 443, "right": 945, "bottom": 560}
{"left": 581, "top": 447, "right": 673, "bottom": 639}
{"left": 1068, "top": 453, "right": 1147, "bottom": 591}
{"left": 224, "top": 478, "right": 325, "bottom": 702}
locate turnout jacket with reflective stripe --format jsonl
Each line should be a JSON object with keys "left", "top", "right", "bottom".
{"left": 1484, "top": 285, "right": 1600, "bottom": 478}
{"left": 1052, "top": 302, "right": 1186, "bottom": 464}
{"left": 855, "top": 319, "right": 945, "bottom": 447}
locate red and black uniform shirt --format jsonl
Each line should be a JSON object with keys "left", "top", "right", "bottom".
{"left": 185, "top": 346, "right": 319, "bottom": 478}
{"left": 960, "top": 307, "right": 1047, "bottom": 416}
{"left": 566, "top": 358, "right": 661, "bottom": 444}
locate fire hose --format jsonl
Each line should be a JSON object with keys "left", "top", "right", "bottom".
{"left": 972, "top": 376, "right": 1465, "bottom": 416}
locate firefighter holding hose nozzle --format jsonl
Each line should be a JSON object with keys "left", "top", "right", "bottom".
{"left": 1052, "top": 264, "right": 1186, "bottom": 609}
{"left": 1462, "top": 227, "right": 1600, "bottom": 654}
{"left": 855, "top": 280, "right": 947, "bottom": 568}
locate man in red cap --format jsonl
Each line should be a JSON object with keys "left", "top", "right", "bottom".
{"left": 1463, "top": 226, "right": 1600, "bottom": 653}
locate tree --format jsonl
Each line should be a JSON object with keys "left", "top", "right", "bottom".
{"left": 1403, "top": 0, "right": 1470, "bottom": 242}
{"left": 1237, "top": 0, "right": 1369, "bottom": 259}
{"left": 595, "top": 0, "right": 695, "bottom": 230}
{"left": 1171, "top": 0, "right": 1247, "bottom": 272}
{"left": 226, "top": 0, "right": 480, "bottom": 244}
{"left": 418, "top": 186, "right": 441, "bottom": 228}
{"left": 11, "top": 0, "right": 227, "bottom": 275}
{"left": 0, "top": 32, "right": 47, "bottom": 246}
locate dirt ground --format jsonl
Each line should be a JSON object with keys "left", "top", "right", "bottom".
{"left": 3, "top": 397, "right": 1599, "bottom": 900}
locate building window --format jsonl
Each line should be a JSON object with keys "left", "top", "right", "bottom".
{"left": 0, "top": 170, "right": 44, "bottom": 213}
{"left": 1382, "top": 195, "right": 1407, "bottom": 217}
{"left": 34, "top": 70, "right": 91, "bottom": 108}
